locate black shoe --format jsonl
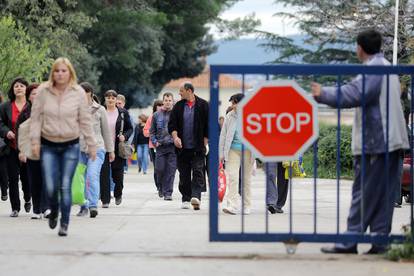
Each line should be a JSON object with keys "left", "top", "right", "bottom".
{"left": 48, "top": 213, "right": 58, "bottom": 229}
{"left": 9, "top": 210, "right": 19, "bottom": 217}
{"left": 76, "top": 207, "right": 88, "bottom": 217}
{"left": 364, "top": 245, "right": 387, "bottom": 255}
{"left": 89, "top": 207, "right": 98, "bottom": 218}
{"left": 275, "top": 207, "right": 284, "bottom": 213}
{"left": 267, "top": 205, "right": 277, "bottom": 214}
{"left": 1, "top": 194, "right": 7, "bottom": 201}
{"left": 58, "top": 224, "right": 68, "bottom": 237}
{"left": 115, "top": 197, "right": 122, "bottom": 205}
{"left": 321, "top": 246, "right": 357, "bottom": 254}
{"left": 24, "top": 201, "right": 32, "bottom": 213}
{"left": 394, "top": 202, "right": 402, "bottom": 208}
{"left": 164, "top": 195, "right": 172, "bottom": 201}
{"left": 138, "top": 167, "right": 142, "bottom": 173}
{"left": 158, "top": 190, "right": 163, "bottom": 198}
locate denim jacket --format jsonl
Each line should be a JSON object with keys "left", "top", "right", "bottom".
{"left": 150, "top": 109, "right": 174, "bottom": 146}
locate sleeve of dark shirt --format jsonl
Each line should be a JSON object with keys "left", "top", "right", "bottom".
{"left": 203, "top": 101, "right": 209, "bottom": 139}
{"left": 123, "top": 111, "right": 134, "bottom": 140}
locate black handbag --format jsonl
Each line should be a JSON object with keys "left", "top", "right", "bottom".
{"left": 118, "top": 112, "right": 133, "bottom": 160}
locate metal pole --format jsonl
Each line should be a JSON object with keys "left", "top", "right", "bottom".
{"left": 392, "top": 0, "right": 400, "bottom": 65}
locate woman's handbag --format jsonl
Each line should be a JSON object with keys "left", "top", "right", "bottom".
{"left": 118, "top": 112, "right": 133, "bottom": 160}
{"left": 218, "top": 162, "right": 227, "bottom": 202}
{"left": 71, "top": 163, "right": 87, "bottom": 205}
{"left": 18, "top": 118, "right": 40, "bottom": 160}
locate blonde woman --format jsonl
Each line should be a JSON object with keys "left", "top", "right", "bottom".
{"left": 30, "top": 57, "right": 96, "bottom": 236}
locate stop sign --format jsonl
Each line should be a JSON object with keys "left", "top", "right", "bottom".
{"left": 237, "top": 80, "right": 318, "bottom": 162}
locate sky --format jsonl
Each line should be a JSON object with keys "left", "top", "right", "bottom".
{"left": 213, "top": 0, "right": 299, "bottom": 38}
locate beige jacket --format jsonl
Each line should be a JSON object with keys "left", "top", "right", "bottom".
{"left": 80, "top": 101, "right": 114, "bottom": 153}
{"left": 30, "top": 82, "right": 96, "bottom": 153}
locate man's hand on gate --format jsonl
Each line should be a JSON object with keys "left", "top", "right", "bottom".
{"left": 311, "top": 82, "right": 322, "bottom": 98}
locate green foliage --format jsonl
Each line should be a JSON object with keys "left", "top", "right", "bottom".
{"left": 386, "top": 225, "right": 414, "bottom": 261}
{"left": 0, "top": 16, "right": 52, "bottom": 96}
{"left": 258, "top": 0, "right": 414, "bottom": 65}
{"left": 0, "top": 0, "right": 98, "bottom": 85}
{"left": 303, "top": 123, "right": 354, "bottom": 179}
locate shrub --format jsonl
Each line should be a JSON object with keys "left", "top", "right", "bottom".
{"left": 303, "top": 123, "right": 354, "bottom": 179}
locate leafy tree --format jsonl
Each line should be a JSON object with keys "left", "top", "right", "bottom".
{"left": 0, "top": 0, "right": 98, "bottom": 84}
{"left": 0, "top": 16, "right": 52, "bottom": 96}
{"left": 258, "top": 0, "right": 414, "bottom": 65}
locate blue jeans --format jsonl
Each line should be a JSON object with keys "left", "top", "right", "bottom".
{"left": 137, "top": 144, "right": 149, "bottom": 173}
{"left": 80, "top": 149, "right": 105, "bottom": 209}
{"left": 41, "top": 143, "right": 80, "bottom": 226}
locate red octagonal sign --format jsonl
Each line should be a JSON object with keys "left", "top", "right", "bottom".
{"left": 237, "top": 80, "right": 318, "bottom": 162}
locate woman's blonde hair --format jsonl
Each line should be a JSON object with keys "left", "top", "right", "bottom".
{"left": 48, "top": 57, "right": 78, "bottom": 86}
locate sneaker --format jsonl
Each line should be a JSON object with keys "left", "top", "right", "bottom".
{"left": 24, "top": 201, "right": 32, "bottom": 213}
{"left": 58, "top": 224, "right": 68, "bottom": 237}
{"left": 89, "top": 207, "right": 98, "bottom": 218}
{"left": 10, "top": 210, "right": 19, "bottom": 217}
{"left": 31, "top": 213, "right": 42, "bottom": 219}
{"left": 243, "top": 208, "right": 251, "bottom": 215}
{"left": 164, "top": 195, "right": 172, "bottom": 201}
{"left": 102, "top": 203, "right": 109, "bottom": 208}
{"left": 43, "top": 209, "right": 51, "bottom": 219}
{"left": 181, "top": 201, "right": 191, "bottom": 209}
{"left": 190, "top": 197, "right": 200, "bottom": 210}
{"left": 223, "top": 206, "right": 238, "bottom": 215}
{"left": 275, "top": 207, "right": 284, "bottom": 213}
{"left": 1, "top": 194, "right": 7, "bottom": 201}
{"left": 267, "top": 205, "right": 277, "bottom": 214}
{"left": 115, "top": 197, "right": 122, "bottom": 205}
{"left": 76, "top": 207, "right": 88, "bottom": 217}
{"left": 48, "top": 213, "right": 58, "bottom": 229}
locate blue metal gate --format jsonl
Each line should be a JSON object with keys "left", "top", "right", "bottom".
{"left": 208, "top": 64, "right": 414, "bottom": 248}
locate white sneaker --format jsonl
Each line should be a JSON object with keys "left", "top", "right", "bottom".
{"left": 222, "top": 206, "right": 238, "bottom": 215}
{"left": 243, "top": 208, "right": 251, "bottom": 215}
{"left": 181, "top": 201, "right": 191, "bottom": 209}
{"left": 190, "top": 197, "right": 200, "bottom": 210}
{"left": 31, "top": 213, "right": 41, "bottom": 219}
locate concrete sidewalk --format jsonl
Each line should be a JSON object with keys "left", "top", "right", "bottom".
{"left": 0, "top": 167, "right": 412, "bottom": 276}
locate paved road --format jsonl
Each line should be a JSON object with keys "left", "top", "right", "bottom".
{"left": 0, "top": 167, "right": 412, "bottom": 276}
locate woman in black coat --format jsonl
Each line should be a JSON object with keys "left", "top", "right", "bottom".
{"left": 0, "top": 77, "right": 31, "bottom": 217}
{"left": 99, "top": 90, "right": 133, "bottom": 207}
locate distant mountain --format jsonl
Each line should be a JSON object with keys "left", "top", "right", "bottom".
{"left": 207, "top": 36, "right": 305, "bottom": 65}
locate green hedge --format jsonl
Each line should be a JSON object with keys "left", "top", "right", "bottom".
{"left": 303, "top": 124, "right": 354, "bottom": 179}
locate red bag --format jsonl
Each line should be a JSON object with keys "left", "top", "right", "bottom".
{"left": 218, "top": 163, "right": 226, "bottom": 202}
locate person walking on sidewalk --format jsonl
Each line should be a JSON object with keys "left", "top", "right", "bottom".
{"left": 168, "top": 82, "right": 209, "bottom": 210}
{"left": 311, "top": 29, "right": 409, "bottom": 254}
{"left": 16, "top": 83, "right": 50, "bottom": 219}
{"left": 133, "top": 114, "right": 149, "bottom": 174}
{"left": 100, "top": 90, "right": 133, "bottom": 207}
{"left": 144, "top": 100, "right": 163, "bottom": 193}
{"left": 0, "top": 77, "right": 32, "bottom": 217}
{"left": 30, "top": 57, "right": 97, "bottom": 236}
{"left": 0, "top": 94, "right": 9, "bottom": 202}
{"left": 219, "top": 93, "right": 253, "bottom": 215}
{"left": 265, "top": 162, "right": 289, "bottom": 214}
{"left": 150, "top": 92, "right": 176, "bottom": 201}
{"left": 77, "top": 82, "right": 114, "bottom": 218}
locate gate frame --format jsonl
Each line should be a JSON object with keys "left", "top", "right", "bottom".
{"left": 208, "top": 64, "right": 414, "bottom": 245}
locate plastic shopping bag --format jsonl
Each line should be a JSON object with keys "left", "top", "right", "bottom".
{"left": 71, "top": 163, "right": 87, "bottom": 205}
{"left": 218, "top": 162, "right": 227, "bottom": 202}
{"left": 282, "top": 156, "right": 306, "bottom": 179}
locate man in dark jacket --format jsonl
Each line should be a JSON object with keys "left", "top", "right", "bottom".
{"left": 168, "top": 82, "right": 209, "bottom": 210}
